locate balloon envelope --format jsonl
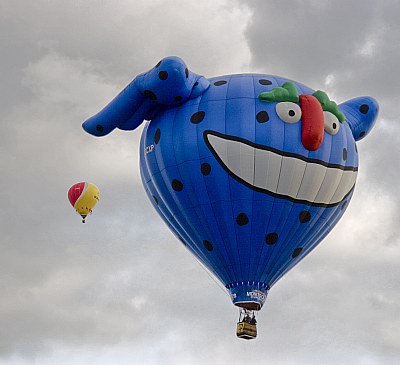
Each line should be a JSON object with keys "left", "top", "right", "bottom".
{"left": 68, "top": 182, "right": 100, "bottom": 222}
{"left": 139, "top": 73, "right": 378, "bottom": 310}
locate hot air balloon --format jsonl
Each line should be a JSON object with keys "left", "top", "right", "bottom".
{"left": 82, "top": 57, "right": 378, "bottom": 339}
{"left": 68, "top": 182, "right": 100, "bottom": 223}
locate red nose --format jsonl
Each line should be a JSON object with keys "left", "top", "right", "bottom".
{"left": 299, "top": 94, "right": 324, "bottom": 151}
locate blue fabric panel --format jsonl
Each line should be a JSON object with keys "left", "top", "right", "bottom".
{"left": 135, "top": 72, "right": 376, "bottom": 310}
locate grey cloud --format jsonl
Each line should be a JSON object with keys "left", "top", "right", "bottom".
{"left": 244, "top": 0, "right": 400, "bottom": 117}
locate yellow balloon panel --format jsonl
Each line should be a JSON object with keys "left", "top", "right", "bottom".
{"left": 74, "top": 183, "right": 100, "bottom": 216}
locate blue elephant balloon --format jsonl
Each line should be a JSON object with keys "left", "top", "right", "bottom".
{"left": 83, "top": 56, "right": 378, "bottom": 339}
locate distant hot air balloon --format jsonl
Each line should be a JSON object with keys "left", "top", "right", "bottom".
{"left": 82, "top": 57, "right": 378, "bottom": 339}
{"left": 68, "top": 182, "right": 100, "bottom": 223}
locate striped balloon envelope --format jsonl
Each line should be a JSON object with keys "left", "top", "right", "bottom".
{"left": 68, "top": 182, "right": 100, "bottom": 223}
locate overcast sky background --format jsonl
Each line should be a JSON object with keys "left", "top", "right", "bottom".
{"left": 1, "top": 1, "right": 399, "bottom": 364}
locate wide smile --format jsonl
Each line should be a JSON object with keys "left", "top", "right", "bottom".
{"left": 204, "top": 131, "right": 357, "bottom": 207}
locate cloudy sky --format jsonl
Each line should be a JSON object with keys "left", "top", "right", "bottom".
{"left": 1, "top": 0, "right": 399, "bottom": 364}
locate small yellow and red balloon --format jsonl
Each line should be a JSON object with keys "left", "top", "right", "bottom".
{"left": 68, "top": 182, "right": 100, "bottom": 223}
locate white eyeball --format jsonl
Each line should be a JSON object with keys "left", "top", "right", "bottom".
{"left": 324, "top": 111, "right": 340, "bottom": 135}
{"left": 276, "top": 102, "right": 302, "bottom": 123}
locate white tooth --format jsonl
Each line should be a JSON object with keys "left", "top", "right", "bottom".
{"left": 254, "top": 148, "right": 282, "bottom": 192}
{"left": 239, "top": 141, "right": 255, "bottom": 185}
{"left": 330, "top": 169, "right": 357, "bottom": 204}
{"left": 315, "top": 167, "right": 344, "bottom": 203}
{"left": 277, "top": 156, "right": 307, "bottom": 198}
{"left": 296, "top": 162, "right": 327, "bottom": 202}
{"left": 206, "top": 133, "right": 357, "bottom": 206}
{"left": 253, "top": 148, "right": 268, "bottom": 187}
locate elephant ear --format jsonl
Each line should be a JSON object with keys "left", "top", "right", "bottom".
{"left": 339, "top": 96, "right": 379, "bottom": 141}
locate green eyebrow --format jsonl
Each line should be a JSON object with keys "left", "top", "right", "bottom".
{"left": 258, "top": 82, "right": 346, "bottom": 123}
{"left": 258, "top": 82, "right": 299, "bottom": 103}
{"left": 312, "top": 90, "right": 345, "bottom": 123}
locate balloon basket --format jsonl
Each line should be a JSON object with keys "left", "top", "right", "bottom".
{"left": 236, "top": 309, "right": 257, "bottom": 340}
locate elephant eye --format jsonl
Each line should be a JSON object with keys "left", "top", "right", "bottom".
{"left": 276, "top": 102, "right": 302, "bottom": 123}
{"left": 324, "top": 111, "right": 340, "bottom": 135}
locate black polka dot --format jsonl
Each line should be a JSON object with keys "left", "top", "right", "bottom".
{"left": 289, "top": 109, "right": 295, "bottom": 117}
{"left": 256, "top": 111, "right": 269, "bottom": 123}
{"left": 236, "top": 213, "right": 249, "bottom": 226}
{"left": 144, "top": 90, "right": 157, "bottom": 100}
{"left": 155, "top": 60, "right": 161, "bottom": 68}
{"left": 194, "top": 81, "right": 199, "bottom": 87}
{"left": 341, "top": 200, "right": 348, "bottom": 210}
{"left": 174, "top": 96, "right": 182, "bottom": 102}
{"left": 359, "top": 131, "right": 365, "bottom": 138}
{"left": 172, "top": 179, "right": 183, "bottom": 191}
{"left": 259, "top": 79, "right": 272, "bottom": 85}
{"left": 201, "top": 163, "right": 211, "bottom": 176}
{"left": 359, "top": 104, "right": 369, "bottom": 114}
{"left": 152, "top": 195, "right": 158, "bottom": 205}
{"left": 158, "top": 71, "right": 168, "bottom": 80}
{"left": 333, "top": 122, "right": 337, "bottom": 130}
{"left": 214, "top": 80, "right": 227, "bottom": 86}
{"left": 203, "top": 240, "right": 213, "bottom": 251}
{"left": 343, "top": 148, "right": 347, "bottom": 161}
{"left": 292, "top": 247, "right": 303, "bottom": 258}
{"left": 185, "top": 68, "right": 189, "bottom": 78}
{"left": 154, "top": 128, "right": 161, "bottom": 144}
{"left": 190, "top": 111, "right": 205, "bottom": 124}
{"left": 266, "top": 233, "right": 278, "bottom": 245}
{"left": 96, "top": 124, "right": 104, "bottom": 132}
{"left": 299, "top": 211, "right": 311, "bottom": 223}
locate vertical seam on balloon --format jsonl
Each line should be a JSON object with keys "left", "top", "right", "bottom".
{"left": 268, "top": 127, "right": 301, "bottom": 278}
{"left": 187, "top": 90, "right": 232, "bottom": 284}
{"left": 226, "top": 77, "right": 243, "bottom": 282}
{"left": 258, "top": 77, "right": 303, "bottom": 282}
{"left": 150, "top": 110, "right": 213, "bottom": 273}
{"left": 266, "top": 83, "right": 318, "bottom": 281}
{"left": 262, "top": 83, "right": 313, "bottom": 282}
{"left": 220, "top": 76, "right": 241, "bottom": 283}
{"left": 170, "top": 106, "right": 221, "bottom": 275}
{"left": 180, "top": 100, "right": 232, "bottom": 284}
{"left": 258, "top": 131, "right": 288, "bottom": 281}
{"left": 253, "top": 76, "right": 280, "bottom": 283}
{"left": 196, "top": 83, "right": 234, "bottom": 284}
{"left": 259, "top": 93, "right": 287, "bottom": 283}
{"left": 260, "top": 77, "right": 299, "bottom": 281}
{"left": 148, "top": 114, "right": 186, "bottom": 237}
{"left": 270, "top": 84, "right": 314, "bottom": 278}
{"left": 249, "top": 75, "right": 257, "bottom": 282}
{"left": 231, "top": 77, "right": 254, "bottom": 282}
